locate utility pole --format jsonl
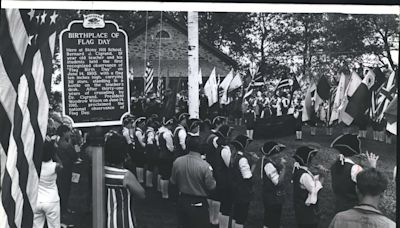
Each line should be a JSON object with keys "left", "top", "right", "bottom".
{"left": 187, "top": 11, "right": 199, "bottom": 119}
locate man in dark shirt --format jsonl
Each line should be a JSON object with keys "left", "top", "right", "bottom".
{"left": 170, "top": 120, "right": 216, "bottom": 228}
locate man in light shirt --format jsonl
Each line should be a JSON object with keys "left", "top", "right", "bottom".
{"left": 170, "top": 119, "right": 216, "bottom": 228}
{"left": 329, "top": 168, "right": 395, "bottom": 228}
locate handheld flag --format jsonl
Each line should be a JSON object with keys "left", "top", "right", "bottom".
{"left": 204, "top": 67, "right": 218, "bottom": 107}
{"left": 330, "top": 73, "right": 346, "bottom": 124}
{"left": 219, "top": 69, "right": 234, "bottom": 104}
{"left": 302, "top": 83, "right": 316, "bottom": 122}
{"left": 144, "top": 61, "right": 154, "bottom": 95}
{"left": 228, "top": 72, "right": 242, "bottom": 92}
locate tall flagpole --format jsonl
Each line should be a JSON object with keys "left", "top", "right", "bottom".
{"left": 188, "top": 11, "right": 199, "bottom": 119}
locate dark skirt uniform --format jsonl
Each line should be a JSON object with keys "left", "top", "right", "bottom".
{"left": 205, "top": 132, "right": 221, "bottom": 200}
{"left": 294, "top": 105, "right": 303, "bottom": 131}
{"left": 145, "top": 127, "right": 158, "bottom": 170}
{"left": 330, "top": 134, "right": 363, "bottom": 213}
{"left": 231, "top": 151, "right": 253, "bottom": 225}
{"left": 158, "top": 131, "right": 174, "bottom": 180}
{"left": 331, "top": 160, "right": 358, "bottom": 212}
{"left": 134, "top": 127, "right": 146, "bottom": 168}
{"left": 292, "top": 167, "right": 319, "bottom": 228}
{"left": 292, "top": 146, "right": 320, "bottom": 228}
{"left": 260, "top": 141, "right": 286, "bottom": 228}
{"left": 173, "top": 125, "right": 187, "bottom": 158}
{"left": 218, "top": 145, "right": 234, "bottom": 217}
{"left": 206, "top": 125, "right": 232, "bottom": 202}
{"left": 244, "top": 109, "right": 255, "bottom": 130}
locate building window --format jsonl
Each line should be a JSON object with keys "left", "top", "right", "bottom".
{"left": 155, "top": 30, "right": 171, "bottom": 39}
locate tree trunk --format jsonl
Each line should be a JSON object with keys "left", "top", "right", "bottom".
{"left": 303, "top": 20, "right": 309, "bottom": 80}
{"left": 188, "top": 12, "right": 199, "bottom": 119}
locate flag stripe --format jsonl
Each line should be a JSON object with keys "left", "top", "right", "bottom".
{"left": 17, "top": 75, "right": 40, "bottom": 226}
{"left": 1, "top": 171, "right": 17, "bottom": 228}
{"left": 13, "top": 77, "right": 34, "bottom": 228}
{"left": 5, "top": 9, "right": 29, "bottom": 64}
{"left": 0, "top": 12, "right": 23, "bottom": 89}
{"left": 39, "top": 43, "right": 53, "bottom": 98}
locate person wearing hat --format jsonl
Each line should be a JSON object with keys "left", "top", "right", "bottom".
{"left": 173, "top": 113, "right": 189, "bottom": 158}
{"left": 230, "top": 135, "right": 254, "bottom": 228}
{"left": 292, "top": 146, "right": 325, "bottom": 228}
{"left": 144, "top": 116, "right": 160, "bottom": 188}
{"left": 156, "top": 118, "right": 175, "bottom": 199}
{"left": 133, "top": 117, "right": 147, "bottom": 184}
{"left": 205, "top": 124, "right": 233, "bottom": 227}
{"left": 330, "top": 134, "right": 379, "bottom": 213}
{"left": 122, "top": 114, "right": 135, "bottom": 148}
{"left": 260, "top": 142, "right": 287, "bottom": 228}
{"left": 244, "top": 98, "right": 256, "bottom": 140}
{"left": 293, "top": 98, "right": 303, "bottom": 140}
{"left": 144, "top": 91, "right": 161, "bottom": 118}
{"left": 212, "top": 116, "right": 226, "bottom": 130}
{"left": 170, "top": 122, "right": 216, "bottom": 228}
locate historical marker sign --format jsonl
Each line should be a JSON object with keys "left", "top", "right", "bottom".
{"left": 60, "top": 14, "right": 130, "bottom": 127}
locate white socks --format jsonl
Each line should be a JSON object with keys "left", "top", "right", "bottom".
{"left": 208, "top": 200, "right": 221, "bottom": 225}
{"left": 296, "top": 131, "right": 302, "bottom": 140}
{"left": 157, "top": 175, "right": 162, "bottom": 192}
{"left": 136, "top": 167, "right": 144, "bottom": 183}
{"left": 146, "top": 171, "right": 153, "bottom": 187}
{"left": 219, "top": 214, "right": 229, "bottom": 228}
{"left": 160, "top": 180, "right": 169, "bottom": 199}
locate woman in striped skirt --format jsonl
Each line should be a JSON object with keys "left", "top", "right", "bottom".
{"left": 104, "top": 131, "right": 146, "bottom": 228}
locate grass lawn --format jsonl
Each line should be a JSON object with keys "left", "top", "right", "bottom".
{"left": 68, "top": 124, "right": 396, "bottom": 228}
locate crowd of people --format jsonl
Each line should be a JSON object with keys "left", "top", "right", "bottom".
{"left": 37, "top": 105, "right": 396, "bottom": 228}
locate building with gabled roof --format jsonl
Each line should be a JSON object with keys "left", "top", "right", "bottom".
{"left": 128, "top": 13, "right": 237, "bottom": 93}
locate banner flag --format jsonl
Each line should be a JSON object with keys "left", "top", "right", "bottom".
{"left": 228, "top": 72, "right": 242, "bottom": 92}
{"left": 219, "top": 69, "right": 234, "bottom": 104}
{"left": 204, "top": 67, "right": 218, "bottom": 107}
{"left": 302, "top": 83, "right": 316, "bottom": 122}
{"left": 330, "top": 73, "right": 346, "bottom": 124}
{"left": 343, "top": 69, "right": 376, "bottom": 125}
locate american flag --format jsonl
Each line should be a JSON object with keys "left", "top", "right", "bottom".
{"left": 144, "top": 61, "right": 154, "bottom": 95}
{"left": 157, "top": 76, "right": 164, "bottom": 99}
{"left": 274, "top": 78, "right": 292, "bottom": 92}
{"left": 0, "top": 8, "right": 56, "bottom": 227}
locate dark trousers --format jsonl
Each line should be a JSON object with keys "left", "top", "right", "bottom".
{"left": 177, "top": 194, "right": 209, "bottom": 228}
{"left": 57, "top": 168, "right": 72, "bottom": 214}
{"left": 263, "top": 204, "right": 283, "bottom": 228}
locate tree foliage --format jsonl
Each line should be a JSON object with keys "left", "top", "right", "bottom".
{"left": 53, "top": 10, "right": 399, "bottom": 86}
